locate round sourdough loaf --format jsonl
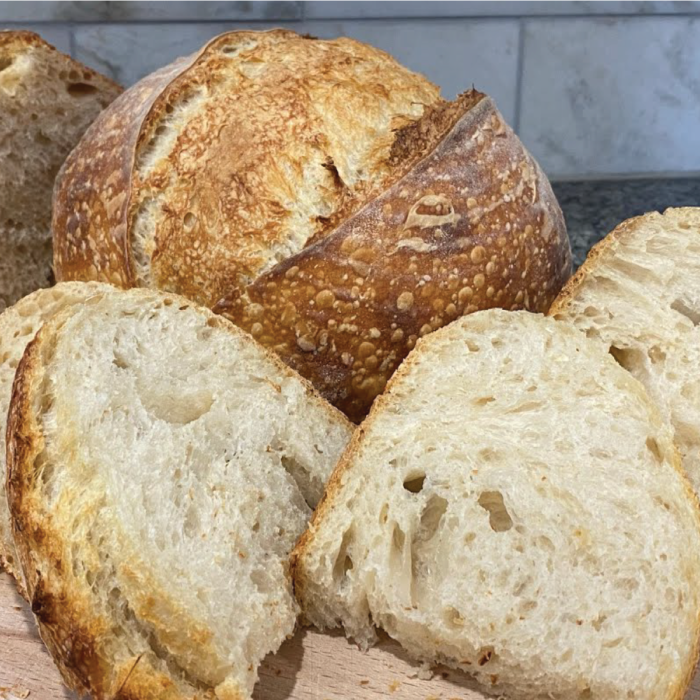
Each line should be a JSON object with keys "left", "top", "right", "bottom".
{"left": 52, "top": 29, "right": 571, "bottom": 420}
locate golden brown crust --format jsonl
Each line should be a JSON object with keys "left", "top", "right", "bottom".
{"left": 53, "top": 29, "right": 570, "bottom": 422}
{"left": 6, "top": 324, "right": 109, "bottom": 697}
{"left": 52, "top": 52, "right": 196, "bottom": 287}
{"left": 220, "top": 93, "right": 569, "bottom": 420}
{"left": 0, "top": 30, "right": 121, "bottom": 97}
{"left": 53, "top": 29, "right": 438, "bottom": 295}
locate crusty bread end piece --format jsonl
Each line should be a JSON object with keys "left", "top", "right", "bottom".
{"left": 0, "top": 31, "right": 121, "bottom": 310}
{"left": 292, "top": 309, "right": 700, "bottom": 700}
{"left": 550, "top": 207, "right": 700, "bottom": 495}
{"left": 6, "top": 288, "right": 352, "bottom": 699}
{"left": 0, "top": 282, "right": 114, "bottom": 594}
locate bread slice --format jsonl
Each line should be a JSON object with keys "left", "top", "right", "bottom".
{"left": 0, "top": 31, "right": 121, "bottom": 311}
{"left": 550, "top": 208, "right": 700, "bottom": 497}
{"left": 291, "top": 309, "right": 700, "bottom": 700}
{"left": 0, "top": 281, "right": 114, "bottom": 594}
{"left": 6, "top": 288, "right": 352, "bottom": 700}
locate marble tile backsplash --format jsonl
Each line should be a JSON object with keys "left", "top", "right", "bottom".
{"left": 2, "top": 1, "right": 700, "bottom": 178}
{"left": 520, "top": 17, "right": 700, "bottom": 177}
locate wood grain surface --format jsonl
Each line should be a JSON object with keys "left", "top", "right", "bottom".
{"left": 2, "top": 571, "right": 700, "bottom": 700}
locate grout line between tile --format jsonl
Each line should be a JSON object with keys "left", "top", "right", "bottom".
{"left": 68, "top": 22, "right": 76, "bottom": 58}
{"left": 2, "top": 13, "right": 700, "bottom": 25}
{"left": 513, "top": 18, "right": 525, "bottom": 134}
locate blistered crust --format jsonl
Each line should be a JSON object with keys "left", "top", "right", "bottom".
{"left": 52, "top": 53, "right": 197, "bottom": 286}
{"left": 53, "top": 29, "right": 570, "bottom": 421}
{"left": 219, "top": 95, "right": 570, "bottom": 418}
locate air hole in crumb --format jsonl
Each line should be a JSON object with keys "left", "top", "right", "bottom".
{"left": 183, "top": 212, "right": 197, "bottom": 230}
{"left": 332, "top": 529, "right": 354, "bottom": 583}
{"left": 478, "top": 491, "right": 513, "bottom": 532}
{"left": 592, "top": 614, "right": 607, "bottom": 631}
{"left": 112, "top": 351, "right": 128, "bottom": 370}
{"left": 392, "top": 524, "right": 406, "bottom": 553}
{"left": 183, "top": 505, "right": 200, "bottom": 538}
{"left": 647, "top": 345, "right": 666, "bottom": 364}
{"left": 671, "top": 298, "right": 700, "bottom": 326}
{"left": 403, "top": 473, "right": 426, "bottom": 493}
{"left": 603, "top": 638, "right": 622, "bottom": 648}
{"left": 474, "top": 396, "right": 496, "bottom": 406}
{"left": 67, "top": 82, "right": 98, "bottom": 97}
{"left": 416, "top": 495, "right": 448, "bottom": 543}
{"left": 646, "top": 437, "right": 663, "bottom": 463}
{"left": 280, "top": 455, "right": 315, "bottom": 508}
{"left": 0, "top": 56, "right": 13, "bottom": 72}
{"left": 250, "top": 568, "right": 270, "bottom": 593}
{"left": 608, "top": 345, "right": 643, "bottom": 372}
{"left": 655, "top": 496, "right": 671, "bottom": 511}
{"left": 444, "top": 607, "right": 465, "bottom": 628}
{"left": 477, "top": 647, "right": 495, "bottom": 666}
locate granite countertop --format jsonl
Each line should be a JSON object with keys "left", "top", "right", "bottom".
{"left": 551, "top": 178, "right": 700, "bottom": 268}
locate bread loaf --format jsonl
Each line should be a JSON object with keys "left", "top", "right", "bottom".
{"left": 0, "top": 281, "right": 114, "bottom": 595}
{"left": 550, "top": 208, "right": 700, "bottom": 495}
{"left": 0, "top": 31, "right": 121, "bottom": 311}
{"left": 6, "top": 288, "right": 352, "bottom": 700}
{"left": 291, "top": 310, "right": 700, "bottom": 700}
{"left": 52, "top": 29, "right": 571, "bottom": 421}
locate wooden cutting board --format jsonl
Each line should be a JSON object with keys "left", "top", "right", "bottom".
{"left": 2, "top": 571, "right": 700, "bottom": 700}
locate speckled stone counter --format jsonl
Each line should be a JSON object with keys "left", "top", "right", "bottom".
{"left": 551, "top": 178, "right": 700, "bottom": 269}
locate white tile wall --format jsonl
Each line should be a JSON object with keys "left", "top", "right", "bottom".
{"left": 2, "top": 1, "right": 700, "bottom": 177}
{"left": 0, "top": 0, "right": 108, "bottom": 22}
{"left": 109, "top": 0, "right": 302, "bottom": 21}
{"left": 73, "top": 19, "right": 519, "bottom": 124}
{"left": 299, "top": 19, "right": 520, "bottom": 122}
{"left": 73, "top": 23, "right": 273, "bottom": 85}
{"left": 4, "top": 25, "right": 72, "bottom": 54}
{"left": 0, "top": 2, "right": 301, "bottom": 21}
{"left": 305, "top": 1, "right": 700, "bottom": 19}
{"left": 519, "top": 17, "right": 700, "bottom": 177}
